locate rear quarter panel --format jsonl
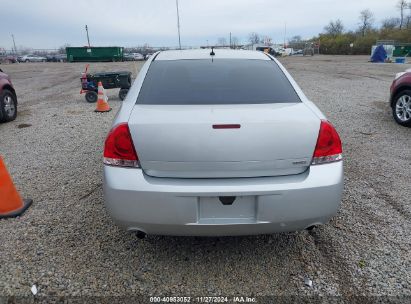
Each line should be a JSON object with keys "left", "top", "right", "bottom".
{"left": 391, "top": 73, "right": 411, "bottom": 105}
{"left": 0, "top": 75, "right": 11, "bottom": 94}
{"left": 111, "top": 52, "right": 159, "bottom": 127}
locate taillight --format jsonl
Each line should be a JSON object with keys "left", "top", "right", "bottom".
{"left": 311, "top": 120, "right": 342, "bottom": 165}
{"left": 103, "top": 123, "right": 140, "bottom": 167}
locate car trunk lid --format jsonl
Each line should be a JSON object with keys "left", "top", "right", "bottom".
{"left": 128, "top": 103, "right": 320, "bottom": 178}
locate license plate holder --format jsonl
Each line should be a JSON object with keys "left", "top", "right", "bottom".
{"left": 198, "top": 196, "right": 256, "bottom": 224}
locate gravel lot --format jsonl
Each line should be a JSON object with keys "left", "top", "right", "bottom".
{"left": 0, "top": 56, "right": 410, "bottom": 301}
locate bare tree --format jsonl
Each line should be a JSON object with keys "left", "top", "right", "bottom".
{"left": 289, "top": 35, "right": 302, "bottom": 43}
{"left": 248, "top": 32, "right": 260, "bottom": 46}
{"left": 359, "top": 9, "right": 374, "bottom": 37}
{"left": 58, "top": 43, "right": 71, "bottom": 54}
{"left": 397, "top": 0, "right": 408, "bottom": 29}
{"left": 18, "top": 46, "right": 33, "bottom": 55}
{"left": 324, "top": 19, "right": 344, "bottom": 36}
{"left": 288, "top": 36, "right": 304, "bottom": 50}
{"left": 231, "top": 36, "right": 239, "bottom": 48}
{"left": 381, "top": 17, "right": 401, "bottom": 30}
{"left": 406, "top": 2, "right": 411, "bottom": 28}
{"left": 217, "top": 37, "right": 227, "bottom": 46}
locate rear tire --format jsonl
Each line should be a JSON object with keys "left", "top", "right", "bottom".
{"left": 392, "top": 90, "right": 411, "bottom": 127}
{"left": 0, "top": 89, "right": 17, "bottom": 123}
{"left": 119, "top": 88, "right": 129, "bottom": 100}
{"left": 85, "top": 91, "right": 98, "bottom": 103}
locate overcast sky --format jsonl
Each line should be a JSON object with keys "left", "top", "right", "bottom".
{"left": 0, "top": 0, "right": 399, "bottom": 50}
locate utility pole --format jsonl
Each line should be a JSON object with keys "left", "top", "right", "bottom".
{"left": 176, "top": 0, "right": 182, "bottom": 50}
{"left": 11, "top": 34, "right": 17, "bottom": 54}
{"left": 229, "top": 32, "right": 232, "bottom": 49}
{"left": 85, "top": 25, "right": 91, "bottom": 47}
{"left": 283, "top": 22, "right": 287, "bottom": 48}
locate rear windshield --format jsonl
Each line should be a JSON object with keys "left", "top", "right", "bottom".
{"left": 137, "top": 59, "right": 301, "bottom": 105}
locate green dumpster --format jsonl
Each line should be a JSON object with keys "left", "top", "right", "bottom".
{"left": 393, "top": 45, "right": 411, "bottom": 57}
{"left": 66, "top": 47, "right": 124, "bottom": 62}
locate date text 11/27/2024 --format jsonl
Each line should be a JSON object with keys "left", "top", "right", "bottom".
{"left": 149, "top": 296, "right": 257, "bottom": 303}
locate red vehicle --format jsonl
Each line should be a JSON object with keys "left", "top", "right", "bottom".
{"left": 0, "top": 55, "right": 18, "bottom": 64}
{"left": 0, "top": 69, "right": 18, "bottom": 122}
{"left": 390, "top": 70, "right": 411, "bottom": 127}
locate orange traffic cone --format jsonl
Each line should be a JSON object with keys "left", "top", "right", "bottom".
{"left": 94, "top": 81, "right": 111, "bottom": 112}
{"left": 0, "top": 156, "right": 32, "bottom": 218}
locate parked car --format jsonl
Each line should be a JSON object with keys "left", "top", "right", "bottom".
{"left": 20, "top": 54, "right": 47, "bottom": 62}
{"left": 123, "top": 53, "right": 135, "bottom": 61}
{"left": 122, "top": 53, "right": 144, "bottom": 61}
{"left": 103, "top": 49, "right": 343, "bottom": 237}
{"left": 292, "top": 49, "right": 303, "bottom": 55}
{"left": 131, "top": 53, "right": 145, "bottom": 61}
{"left": 46, "top": 54, "right": 67, "bottom": 62}
{"left": 144, "top": 53, "right": 153, "bottom": 60}
{"left": 0, "top": 55, "right": 18, "bottom": 64}
{"left": 255, "top": 46, "right": 281, "bottom": 57}
{"left": 0, "top": 69, "right": 18, "bottom": 122}
{"left": 390, "top": 69, "right": 411, "bottom": 126}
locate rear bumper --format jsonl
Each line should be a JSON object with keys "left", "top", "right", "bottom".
{"left": 103, "top": 162, "right": 343, "bottom": 236}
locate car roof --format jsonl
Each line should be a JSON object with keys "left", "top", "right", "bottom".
{"left": 155, "top": 49, "right": 271, "bottom": 61}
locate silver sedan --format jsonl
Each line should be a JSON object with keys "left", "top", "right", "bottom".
{"left": 103, "top": 49, "right": 343, "bottom": 237}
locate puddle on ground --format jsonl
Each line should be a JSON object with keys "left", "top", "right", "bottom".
{"left": 17, "top": 123, "right": 32, "bottom": 129}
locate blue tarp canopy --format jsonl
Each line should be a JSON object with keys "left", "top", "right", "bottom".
{"left": 371, "top": 45, "right": 387, "bottom": 63}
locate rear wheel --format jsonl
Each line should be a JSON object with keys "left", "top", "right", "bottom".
{"left": 85, "top": 91, "right": 98, "bottom": 103}
{"left": 0, "top": 89, "right": 17, "bottom": 122}
{"left": 119, "top": 88, "right": 129, "bottom": 100}
{"left": 393, "top": 90, "right": 411, "bottom": 127}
